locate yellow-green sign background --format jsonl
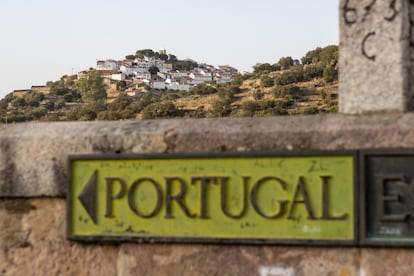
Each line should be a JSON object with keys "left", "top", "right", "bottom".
{"left": 69, "top": 155, "right": 354, "bottom": 240}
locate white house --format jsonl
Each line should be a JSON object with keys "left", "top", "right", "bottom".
{"left": 135, "top": 60, "right": 151, "bottom": 69}
{"left": 151, "top": 81, "right": 167, "bottom": 90}
{"left": 96, "top": 59, "right": 121, "bottom": 71}
{"left": 189, "top": 73, "right": 212, "bottom": 85}
{"left": 134, "top": 72, "right": 151, "bottom": 80}
{"left": 111, "top": 73, "right": 125, "bottom": 81}
{"left": 215, "top": 74, "right": 232, "bottom": 84}
{"left": 170, "top": 71, "right": 188, "bottom": 80}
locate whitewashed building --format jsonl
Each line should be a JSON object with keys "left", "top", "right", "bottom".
{"left": 96, "top": 59, "right": 121, "bottom": 71}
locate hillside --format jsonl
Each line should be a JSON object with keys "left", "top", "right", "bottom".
{"left": 0, "top": 45, "right": 338, "bottom": 123}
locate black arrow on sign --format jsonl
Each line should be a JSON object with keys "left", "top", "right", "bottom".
{"left": 78, "top": 171, "right": 98, "bottom": 225}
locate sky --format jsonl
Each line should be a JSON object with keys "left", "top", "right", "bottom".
{"left": 0, "top": 0, "right": 339, "bottom": 99}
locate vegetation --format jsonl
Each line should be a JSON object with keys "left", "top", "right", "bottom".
{"left": 0, "top": 45, "right": 339, "bottom": 123}
{"left": 76, "top": 70, "right": 107, "bottom": 102}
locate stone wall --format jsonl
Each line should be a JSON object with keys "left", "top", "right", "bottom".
{"left": 1, "top": 115, "right": 414, "bottom": 275}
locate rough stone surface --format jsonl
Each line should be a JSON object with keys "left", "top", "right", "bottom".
{"left": 2, "top": 198, "right": 414, "bottom": 275}
{"left": 3, "top": 115, "right": 414, "bottom": 197}
{"left": 339, "top": 0, "right": 414, "bottom": 114}
{"left": 361, "top": 249, "right": 414, "bottom": 276}
{"left": 3, "top": 117, "right": 414, "bottom": 274}
{"left": 0, "top": 198, "right": 361, "bottom": 276}
{"left": 0, "top": 199, "right": 119, "bottom": 276}
{"left": 117, "top": 243, "right": 360, "bottom": 276}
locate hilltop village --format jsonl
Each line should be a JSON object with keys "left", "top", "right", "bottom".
{"left": 0, "top": 46, "right": 339, "bottom": 122}
{"left": 94, "top": 48, "right": 238, "bottom": 95}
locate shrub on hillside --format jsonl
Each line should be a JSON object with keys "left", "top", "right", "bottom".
{"left": 253, "top": 90, "right": 264, "bottom": 100}
{"left": 276, "top": 56, "right": 295, "bottom": 70}
{"left": 273, "top": 85, "right": 302, "bottom": 99}
{"left": 241, "top": 100, "right": 289, "bottom": 117}
{"left": 209, "top": 99, "right": 232, "bottom": 117}
{"left": 274, "top": 66, "right": 304, "bottom": 86}
{"left": 129, "top": 94, "right": 156, "bottom": 113}
{"left": 160, "top": 93, "right": 180, "bottom": 101}
{"left": 190, "top": 83, "right": 217, "bottom": 95}
{"left": 54, "top": 99, "right": 66, "bottom": 110}
{"left": 252, "top": 63, "right": 277, "bottom": 75}
{"left": 109, "top": 93, "right": 132, "bottom": 111}
{"left": 141, "top": 101, "right": 178, "bottom": 119}
{"left": 24, "top": 106, "right": 47, "bottom": 120}
{"left": 97, "top": 110, "right": 123, "bottom": 120}
{"left": 303, "top": 64, "right": 324, "bottom": 80}
{"left": 24, "top": 91, "right": 45, "bottom": 107}
{"left": 301, "top": 106, "right": 320, "bottom": 115}
{"left": 260, "top": 75, "right": 274, "bottom": 88}
{"left": 323, "top": 65, "right": 338, "bottom": 83}
{"left": 12, "top": 97, "right": 26, "bottom": 108}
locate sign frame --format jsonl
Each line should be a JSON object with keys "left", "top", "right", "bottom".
{"left": 359, "top": 149, "right": 414, "bottom": 247}
{"left": 67, "top": 150, "right": 358, "bottom": 246}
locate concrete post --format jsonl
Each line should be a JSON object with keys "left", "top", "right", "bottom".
{"left": 339, "top": 0, "right": 414, "bottom": 114}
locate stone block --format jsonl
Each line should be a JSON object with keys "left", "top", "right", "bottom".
{"left": 0, "top": 199, "right": 118, "bottom": 276}
{"left": 117, "top": 243, "right": 360, "bottom": 276}
{"left": 339, "top": 0, "right": 414, "bottom": 114}
{"left": 3, "top": 115, "right": 414, "bottom": 197}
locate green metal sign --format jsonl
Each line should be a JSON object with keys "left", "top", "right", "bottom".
{"left": 68, "top": 152, "right": 356, "bottom": 244}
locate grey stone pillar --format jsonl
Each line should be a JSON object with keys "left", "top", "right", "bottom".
{"left": 339, "top": 0, "right": 414, "bottom": 114}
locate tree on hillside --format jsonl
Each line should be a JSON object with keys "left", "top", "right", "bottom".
{"left": 76, "top": 70, "right": 107, "bottom": 102}
{"left": 148, "top": 66, "right": 160, "bottom": 80}
{"left": 323, "top": 65, "right": 338, "bottom": 82}
{"left": 125, "top": 55, "right": 135, "bottom": 60}
{"left": 158, "top": 53, "right": 169, "bottom": 61}
{"left": 301, "top": 45, "right": 338, "bottom": 65}
{"left": 301, "top": 47, "right": 322, "bottom": 65}
{"left": 24, "top": 91, "right": 45, "bottom": 107}
{"left": 136, "top": 49, "right": 155, "bottom": 59}
{"left": 277, "top": 56, "right": 294, "bottom": 70}
{"left": 12, "top": 97, "right": 26, "bottom": 108}
{"left": 141, "top": 101, "right": 178, "bottom": 119}
{"left": 109, "top": 93, "right": 131, "bottom": 111}
{"left": 252, "top": 63, "right": 276, "bottom": 74}
{"left": 172, "top": 60, "right": 198, "bottom": 71}
{"left": 168, "top": 54, "right": 178, "bottom": 62}
{"left": 319, "top": 45, "right": 339, "bottom": 65}
{"left": 116, "top": 80, "right": 127, "bottom": 91}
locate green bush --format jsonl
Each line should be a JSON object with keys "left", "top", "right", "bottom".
{"left": 141, "top": 101, "right": 178, "bottom": 119}
{"left": 65, "top": 106, "right": 81, "bottom": 120}
{"left": 274, "top": 66, "right": 304, "bottom": 85}
{"left": 55, "top": 100, "right": 66, "bottom": 110}
{"left": 63, "top": 93, "right": 74, "bottom": 102}
{"left": 109, "top": 94, "right": 131, "bottom": 111}
{"left": 301, "top": 106, "right": 320, "bottom": 115}
{"left": 190, "top": 83, "right": 217, "bottom": 95}
{"left": 79, "top": 108, "right": 98, "bottom": 121}
{"left": 97, "top": 110, "right": 123, "bottom": 120}
{"left": 26, "top": 106, "right": 47, "bottom": 120}
{"left": 252, "top": 63, "right": 277, "bottom": 75}
{"left": 160, "top": 93, "right": 180, "bottom": 101}
{"left": 260, "top": 75, "right": 274, "bottom": 88}
{"left": 241, "top": 100, "right": 288, "bottom": 117}
{"left": 209, "top": 99, "right": 232, "bottom": 117}
{"left": 24, "top": 91, "right": 45, "bottom": 107}
{"left": 253, "top": 90, "right": 264, "bottom": 100}
{"left": 12, "top": 97, "right": 26, "bottom": 108}
{"left": 129, "top": 94, "right": 156, "bottom": 113}
{"left": 323, "top": 65, "right": 338, "bottom": 83}
{"left": 273, "top": 85, "right": 302, "bottom": 99}
{"left": 303, "top": 64, "right": 324, "bottom": 80}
